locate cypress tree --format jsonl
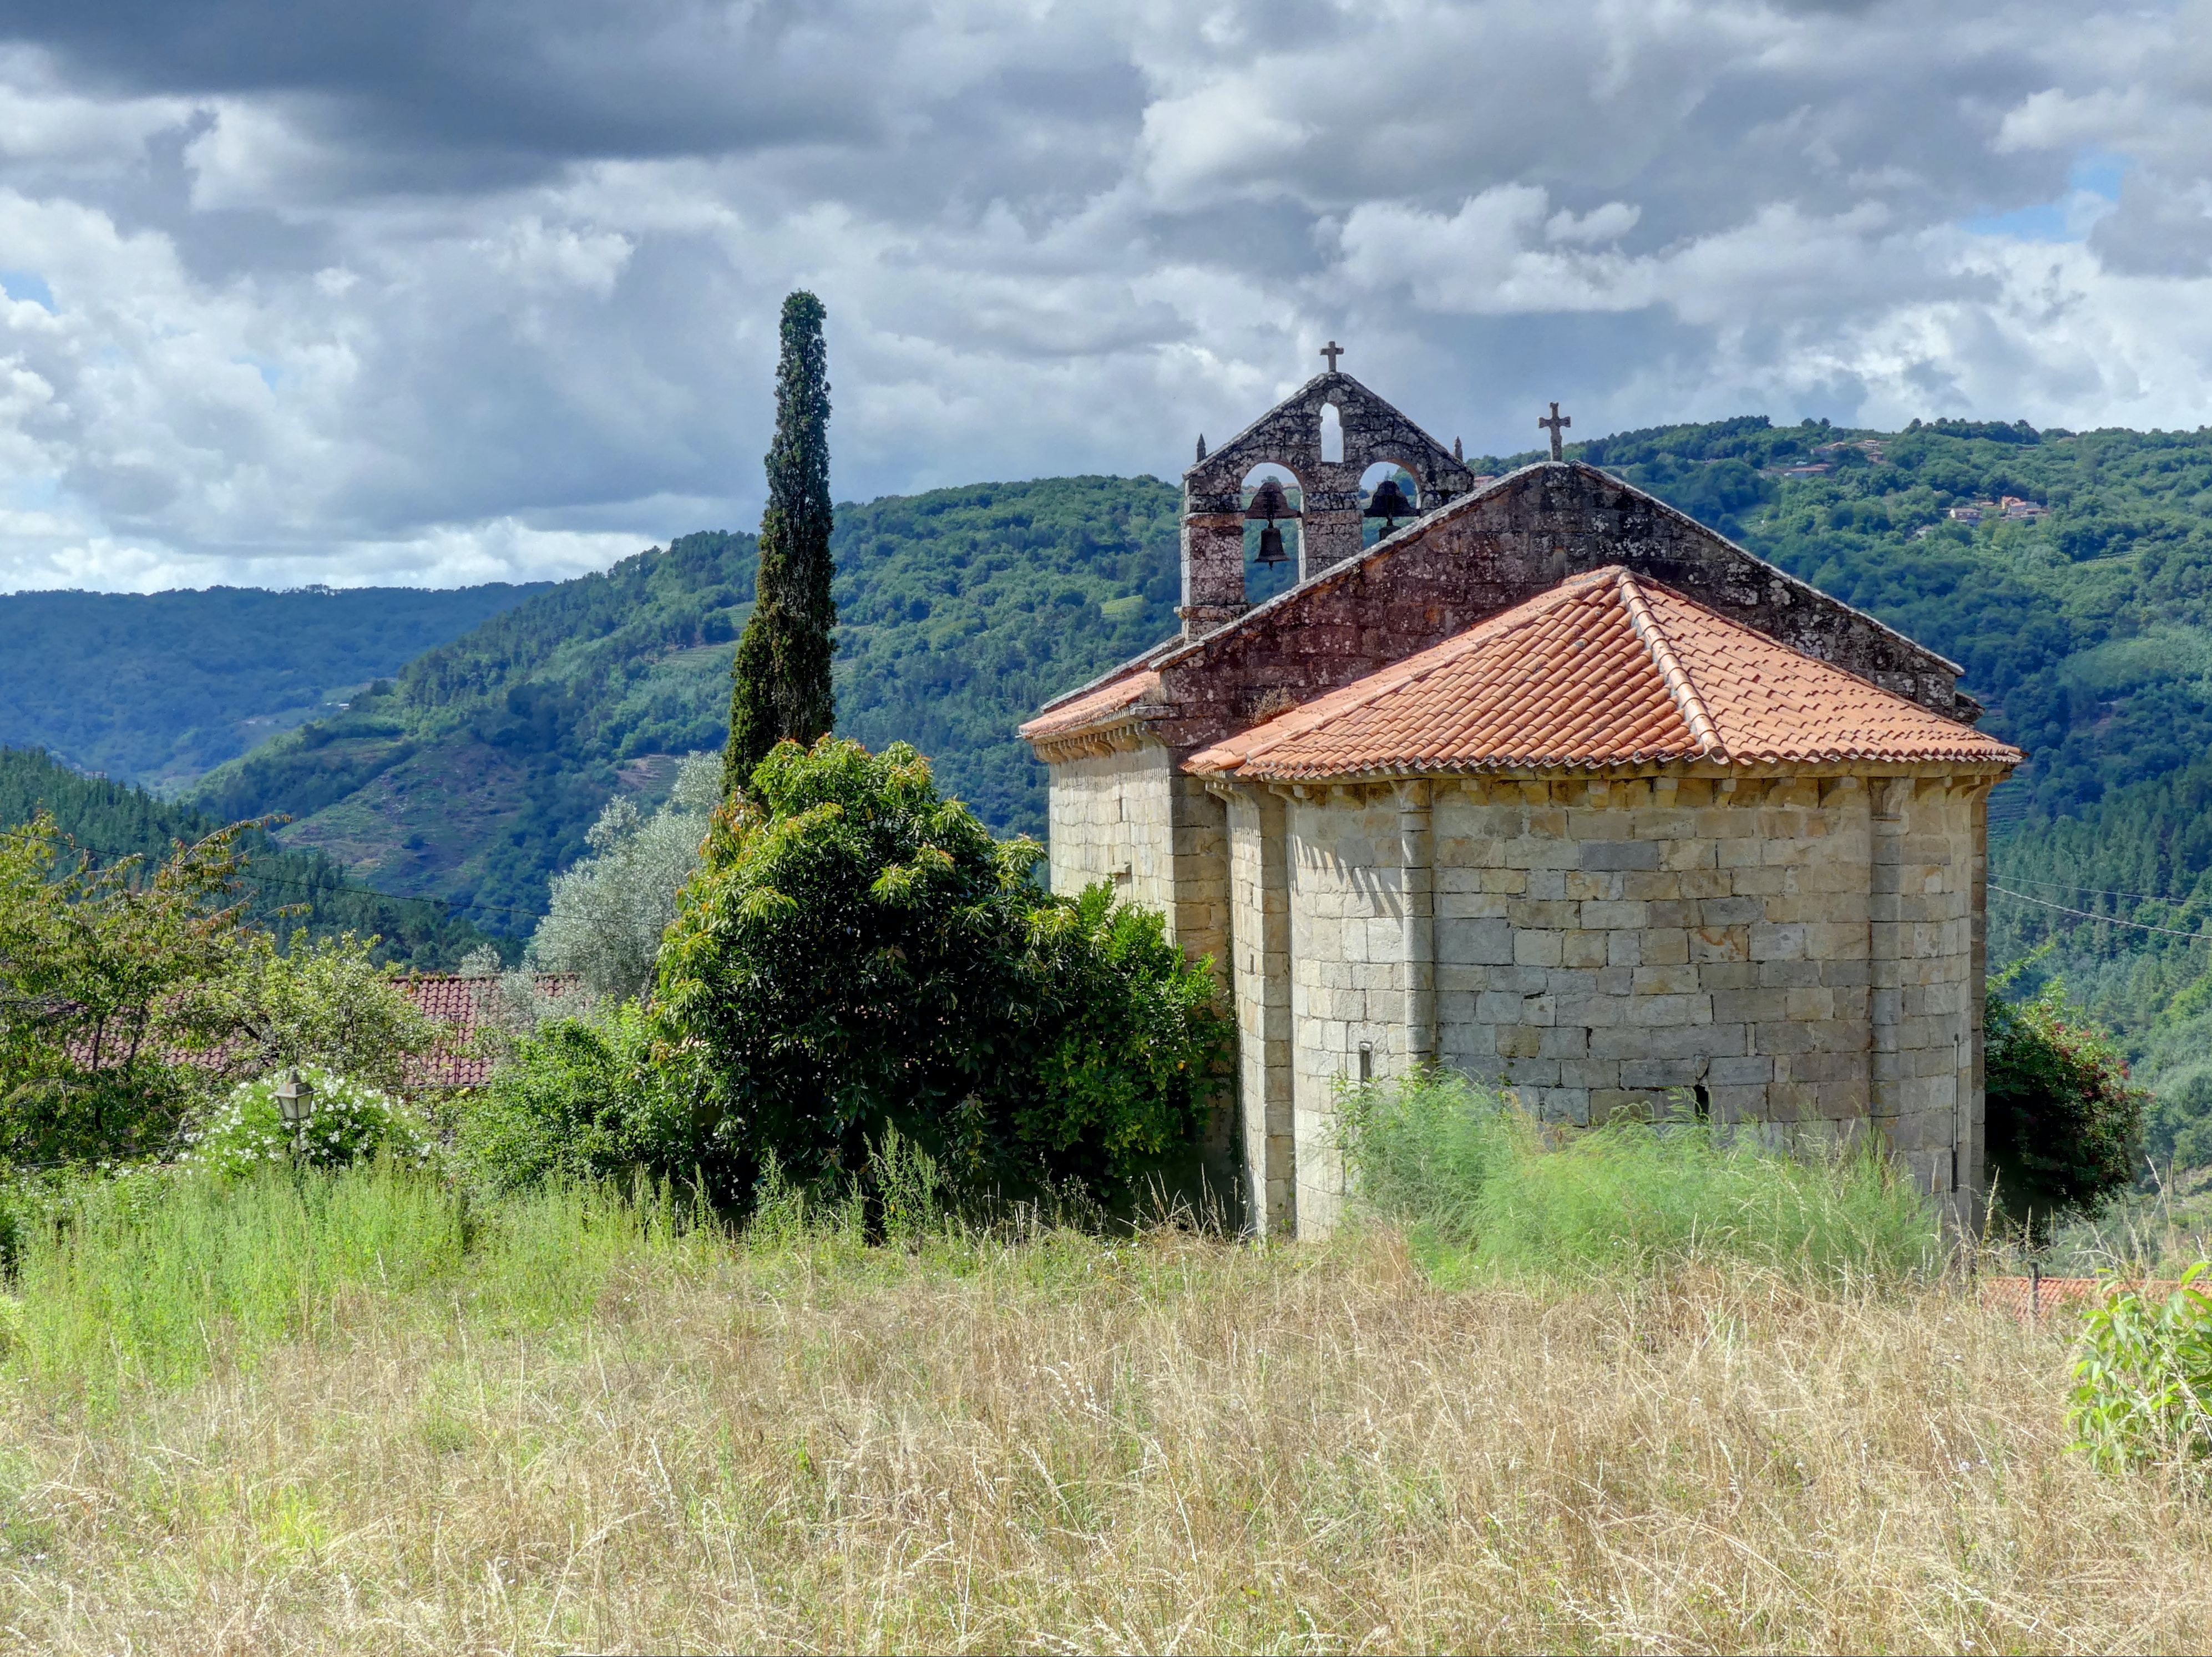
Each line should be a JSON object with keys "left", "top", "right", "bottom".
{"left": 726, "top": 290, "right": 835, "bottom": 798}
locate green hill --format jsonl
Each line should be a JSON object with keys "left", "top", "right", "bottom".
{"left": 160, "top": 417, "right": 2212, "bottom": 1096}
{"left": 0, "top": 582, "right": 549, "bottom": 792}
{"left": 0, "top": 746, "right": 497, "bottom": 966}
{"left": 188, "top": 477, "right": 1193, "bottom": 929}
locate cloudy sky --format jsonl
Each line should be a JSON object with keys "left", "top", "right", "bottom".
{"left": 0, "top": 0, "right": 2205, "bottom": 592}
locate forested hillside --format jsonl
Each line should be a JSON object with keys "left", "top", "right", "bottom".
{"left": 0, "top": 747, "right": 495, "bottom": 965}
{"left": 0, "top": 582, "right": 548, "bottom": 791}
{"left": 188, "top": 478, "right": 1186, "bottom": 928}
{"left": 117, "top": 413, "right": 2212, "bottom": 1126}
{"left": 1560, "top": 414, "right": 2212, "bottom": 826}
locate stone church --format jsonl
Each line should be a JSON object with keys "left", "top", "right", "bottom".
{"left": 1019, "top": 356, "right": 2021, "bottom": 1237}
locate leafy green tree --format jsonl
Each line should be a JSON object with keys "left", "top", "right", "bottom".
{"left": 1985, "top": 978, "right": 2148, "bottom": 1227}
{"left": 168, "top": 929, "right": 436, "bottom": 1096}
{"left": 640, "top": 737, "right": 1227, "bottom": 1207}
{"left": 727, "top": 291, "right": 836, "bottom": 797}
{"left": 0, "top": 814, "right": 244, "bottom": 1163}
{"left": 2145, "top": 1070, "right": 2212, "bottom": 1174}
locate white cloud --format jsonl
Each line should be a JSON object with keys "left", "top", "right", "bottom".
{"left": 1, "top": 1, "right": 2211, "bottom": 591}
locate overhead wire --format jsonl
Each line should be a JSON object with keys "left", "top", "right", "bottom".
{"left": 1988, "top": 883, "right": 2212, "bottom": 942}
{"left": 2000, "top": 872, "right": 2212, "bottom": 907}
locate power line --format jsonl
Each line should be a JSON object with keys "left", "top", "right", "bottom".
{"left": 2001, "top": 872, "right": 2212, "bottom": 908}
{"left": 1989, "top": 883, "right": 2212, "bottom": 942}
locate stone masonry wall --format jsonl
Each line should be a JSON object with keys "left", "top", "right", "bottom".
{"left": 1043, "top": 741, "right": 1177, "bottom": 919}
{"left": 1223, "top": 787, "right": 1294, "bottom": 1235}
{"left": 1870, "top": 775, "right": 1986, "bottom": 1204}
{"left": 1259, "top": 768, "right": 1996, "bottom": 1235}
{"left": 1282, "top": 786, "right": 1431, "bottom": 1234}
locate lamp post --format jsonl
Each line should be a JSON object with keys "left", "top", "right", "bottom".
{"left": 274, "top": 1067, "right": 316, "bottom": 1157}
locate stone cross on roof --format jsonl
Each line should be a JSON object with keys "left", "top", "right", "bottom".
{"left": 1320, "top": 340, "right": 1343, "bottom": 372}
{"left": 1539, "top": 401, "right": 1571, "bottom": 459}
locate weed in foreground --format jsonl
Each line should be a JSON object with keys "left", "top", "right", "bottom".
{"left": 1342, "top": 1069, "right": 1946, "bottom": 1285}
{"left": 3, "top": 1162, "right": 728, "bottom": 1398}
{"left": 2070, "top": 1262, "right": 2212, "bottom": 1468}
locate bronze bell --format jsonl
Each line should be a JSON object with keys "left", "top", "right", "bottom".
{"left": 1256, "top": 524, "right": 1289, "bottom": 565}
{"left": 1364, "top": 477, "right": 1414, "bottom": 527}
{"left": 1244, "top": 477, "right": 1294, "bottom": 522}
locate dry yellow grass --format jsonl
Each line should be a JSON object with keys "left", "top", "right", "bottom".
{"left": 1, "top": 1223, "right": 2208, "bottom": 1654}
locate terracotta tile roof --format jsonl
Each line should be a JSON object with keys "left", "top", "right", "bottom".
{"left": 1186, "top": 567, "right": 2023, "bottom": 781}
{"left": 397, "top": 973, "right": 577, "bottom": 1088}
{"left": 1018, "top": 668, "right": 1160, "bottom": 742}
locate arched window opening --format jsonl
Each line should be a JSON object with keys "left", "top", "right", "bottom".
{"left": 1359, "top": 461, "right": 1420, "bottom": 546}
{"left": 1358, "top": 460, "right": 1419, "bottom": 506}
{"left": 1319, "top": 402, "right": 1344, "bottom": 464}
{"left": 1241, "top": 462, "right": 1303, "bottom": 599}
{"left": 1241, "top": 462, "right": 1302, "bottom": 508}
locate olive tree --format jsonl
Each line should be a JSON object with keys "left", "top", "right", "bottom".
{"left": 525, "top": 752, "right": 720, "bottom": 1003}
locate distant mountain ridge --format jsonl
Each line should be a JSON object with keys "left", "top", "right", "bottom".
{"left": 0, "top": 746, "right": 495, "bottom": 967}
{"left": 0, "top": 582, "right": 549, "bottom": 792}
{"left": 187, "top": 477, "right": 1192, "bottom": 928}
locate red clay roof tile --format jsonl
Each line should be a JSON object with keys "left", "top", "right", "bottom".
{"left": 1186, "top": 567, "right": 2022, "bottom": 781}
{"left": 1016, "top": 668, "right": 1160, "bottom": 742}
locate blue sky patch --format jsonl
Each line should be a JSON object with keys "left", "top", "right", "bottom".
{"left": 1963, "top": 151, "right": 2130, "bottom": 243}
{"left": 0, "top": 271, "right": 54, "bottom": 311}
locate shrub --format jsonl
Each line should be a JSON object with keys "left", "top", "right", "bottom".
{"left": 0, "top": 812, "right": 242, "bottom": 1164}
{"left": 1342, "top": 1070, "right": 1942, "bottom": 1283}
{"left": 185, "top": 1067, "right": 437, "bottom": 1179}
{"left": 457, "top": 1003, "right": 703, "bottom": 1193}
{"left": 1015, "top": 881, "right": 1230, "bottom": 1194}
{"left": 651, "top": 737, "right": 1228, "bottom": 1209}
{"left": 1986, "top": 981, "right": 2147, "bottom": 1228}
{"left": 2069, "top": 1264, "right": 2212, "bottom": 1468}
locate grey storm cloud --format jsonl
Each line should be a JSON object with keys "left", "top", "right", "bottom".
{"left": 0, "top": 0, "right": 2206, "bottom": 592}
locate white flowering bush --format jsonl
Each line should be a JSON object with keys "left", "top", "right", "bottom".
{"left": 186, "top": 1067, "right": 438, "bottom": 1178}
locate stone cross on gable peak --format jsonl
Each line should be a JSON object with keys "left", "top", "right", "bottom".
{"left": 1538, "top": 401, "right": 1571, "bottom": 460}
{"left": 1319, "top": 340, "right": 1343, "bottom": 373}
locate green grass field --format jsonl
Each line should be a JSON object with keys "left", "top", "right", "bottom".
{"left": 2, "top": 1158, "right": 2210, "bottom": 1654}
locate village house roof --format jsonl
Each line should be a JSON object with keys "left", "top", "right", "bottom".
{"left": 61, "top": 972, "right": 581, "bottom": 1092}
{"left": 397, "top": 972, "right": 576, "bottom": 1088}
{"left": 1186, "top": 566, "right": 2023, "bottom": 783}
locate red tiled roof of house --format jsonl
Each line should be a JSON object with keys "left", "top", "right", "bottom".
{"left": 1186, "top": 566, "right": 2023, "bottom": 782}
{"left": 397, "top": 972, "right": 576, "bottom": 1088}
{"left": 55, "top": 972, "right": 579, "bottom": 1094}
{"left": 1017, "top": 668, "right": 1160, "bottom": 742}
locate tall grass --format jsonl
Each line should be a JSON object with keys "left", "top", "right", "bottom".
{"left": 1343, "top": 1070, "right": 1945, "bottom": 1283}
{"left": 4, "top": 1162, "right": 720, "bottom": 1398}
{"left": 5, "top": 1144, "right": 2212, "bottom": 1649}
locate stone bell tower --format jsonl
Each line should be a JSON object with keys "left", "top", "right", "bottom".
{"left": 1177, "top": 343, "right": 1474, "bottom": 638}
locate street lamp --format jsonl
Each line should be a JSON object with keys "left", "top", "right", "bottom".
{"left": 274, "top": 1067, "right": 316, "bottom": 1156}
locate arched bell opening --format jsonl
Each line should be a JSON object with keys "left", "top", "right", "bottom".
{"left": 1319, "top": 401, "right": 1345, "bottom": 464}
{"left": 1358, "top": 461, "right": 1422, "bottom": 546}
{"left": 1241, "top": 463, "right": 1304, "bottom": 602}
